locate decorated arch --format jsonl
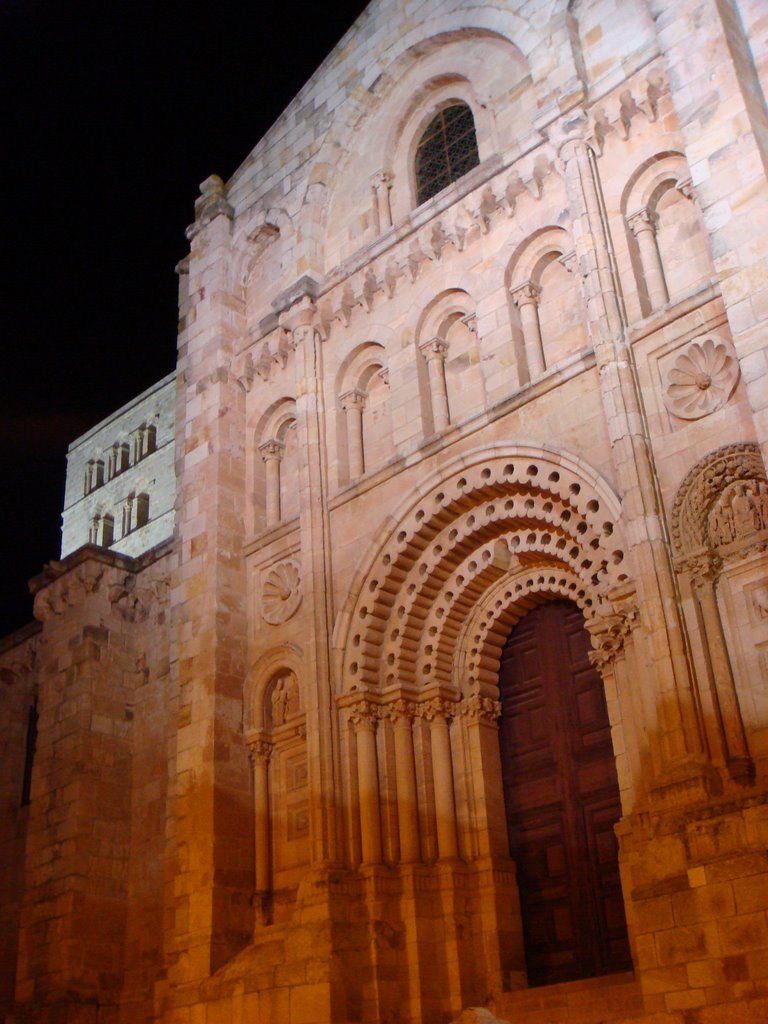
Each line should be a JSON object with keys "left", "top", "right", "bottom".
{"left": 336, "top": 442, "right": 630, "bottom": 698}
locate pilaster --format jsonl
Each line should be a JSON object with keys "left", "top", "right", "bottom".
{"left": 168, "top": 174, "right": 251, "bottom": 987}
{"left": 557, "top": 128, "right": 712, "bottom": 804}
{"left": 278, "top": 285, "right": 339, "bottom": 865}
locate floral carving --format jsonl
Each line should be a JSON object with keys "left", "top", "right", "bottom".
{"left": 663, "top": 336, "right": 739, "bottom": 420}
{"left": 261, "top": 560, "right": 302, "bottom": 624}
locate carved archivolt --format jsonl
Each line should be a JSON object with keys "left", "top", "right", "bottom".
{"left": 261, "top": 560, "right": 302, "bottom": 624}
{"left": 671, "top": 443, "right": 767, "bottom": 558}
{"left": 337, "top": 445, "right": 630, "bottom": 695}
{"left": 663, "top": 335, "right": 739, "bottom": 420}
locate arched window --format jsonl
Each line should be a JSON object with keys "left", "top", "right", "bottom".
{"left": 414, "top": 102, "right": 480, "bottom": 206}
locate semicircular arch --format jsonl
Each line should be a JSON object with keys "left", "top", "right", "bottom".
{"left": 245, "top": 642, "right": 305, "bottom": 734}
{"left": 333, "top": 444, "right": 628, "bottom": 696}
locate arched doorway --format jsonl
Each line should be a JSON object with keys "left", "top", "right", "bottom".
{"left": 498, "top": 599, "right": 631, "bottom": 986}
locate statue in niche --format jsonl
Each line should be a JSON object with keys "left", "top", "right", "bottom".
{"left": 270, "top": 671, "right": 299, "bottom": 726}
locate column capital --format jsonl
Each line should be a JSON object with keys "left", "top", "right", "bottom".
{"left": 457, "top": 694, "right": 501, "bottom": 724}
{"left": 348, "top": 699, "right": 380, "bottom": 730}
{"left": 586, "top": 604, "right": 640, "bottom": 671}
{"left": 339, "top": 387, "right": 367, "bottom": 413}
{"left": 417, "top": 696, "right": 457, "bottom": 722}
{"left": 675, "top": 550, "right": 720, "bottom": 587}
{"left": 419, "top": 336, "right": 449, "bottom": 362}
{"left": 559, "top": 250, "right": 579, "bottom": 275}
{"left": 627, "top": 206, "right": 658, "bottom": 237}
{"left": 371, "top": 169, "right": 393, "bottom": 191}
{"left": 676, "top": 177, "right": 694, "bottom": 201}
{"left": 258, "top": 438, "right": 285, "bottom": 463}
{"left": 247, "top": 739, "right": 273, "bottom": 765}
{"left": 510, "top": 280, "right": 541, "bottom": 307}
{"left": 386, "top": 698, "right": 417, "bottom": 723}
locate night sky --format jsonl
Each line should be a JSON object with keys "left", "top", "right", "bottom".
{"left": 2, "top": 0, "right": 371, "bottom": 634}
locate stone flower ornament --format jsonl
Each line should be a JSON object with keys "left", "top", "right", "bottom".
{"left": 663, "top": 335, "right": 739, "bottom": 420}
{"left": 261, "top": 559, "right": 302, "bottom": 624}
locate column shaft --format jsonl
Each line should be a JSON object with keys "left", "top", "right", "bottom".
{"left": 430, "top": 713, "right": 458, "bottom": 860}
{"left": 355, "top": 719, "right": 382, "bottom": 865}
{"left": 393, "top": 712, "right": 420, "bottom": 863}
{"left": 630, "top": 210, "right": 669, "bottom": 310}
{"left": 694, "top": 577, "right": 751, "bottom": 774}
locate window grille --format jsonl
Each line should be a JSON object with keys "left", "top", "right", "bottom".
{"left": 415, "top": 103, "right": 480, "bottom": 206}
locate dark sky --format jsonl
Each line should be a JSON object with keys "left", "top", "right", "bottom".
{"left": 1, "top": 0, "right": 371, "bottom": 634}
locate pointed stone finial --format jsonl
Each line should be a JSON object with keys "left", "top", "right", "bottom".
{"left": 187, "top": 173, "right": 233, "bottom": 238}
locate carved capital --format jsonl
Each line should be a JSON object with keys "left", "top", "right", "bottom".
{"left": 460, "top": 312, "right": 478, "bottom": 335}
{"left": 371, "top": 170, "right": 392, "bottom": 192}
{"left": 417, "top": 697, "right": 456, "bottom": 722}
{"left": 458, "top": 694, "right": 501, "bottom": 724}
{"left": 627, "top": 206, "right": 657, "bottom": 237}
{"left": 258, "top": 438, "right": 285, "bottom": 463}
{"left": 587, "top": 604, "right": 639, "bottom": 670}
{"left": 559, "top": 251, "right": 579, "bottom": 275}
{"left": 348, "top": 699, "right": 379, "bottom": 730}
{"left": 676, "top": 177, "right": 694, "bottom": 201}
{"left": 340, "top": 388, "right": 367, "bottom": 413}
{"left": 675, "top": 551, "right": 719, "bottom": 588}
{"left": 419, "top": 336, "right": 449, "bottom": 362}
{"left": 387, "top": 698, "right": 417, "bottom": 724}
{"left": 510, "top": 281, "right": 541, "bottom": 308}
{"left": 248, "top": 739, "right": 273, "bottom": 766}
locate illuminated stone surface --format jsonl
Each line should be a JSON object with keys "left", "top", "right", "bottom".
{"left": 3, "top": 1, "right": 768, "bottom": 1021}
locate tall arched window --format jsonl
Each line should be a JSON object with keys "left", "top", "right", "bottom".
{"left": 414, "top": 102, "right": 479, "bottom": 205}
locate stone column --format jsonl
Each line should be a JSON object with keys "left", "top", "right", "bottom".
{"left": 258, "top": 439, "right": 284, "bottom": 526}
{"left": 457, "top": 695, "right": 505, "bottom": 858}
{"left": 685, "top": 555, "right": 752, "bottom": 782}
{"left": 391, "top": 701, "right": 421, "bottom": 864}
{"left": 511, "top": 281, "right": 546, "bottom": 379}
{"left": 419, "top": 337, "right": 450, "bottom": 432}
{"left": 350, "top": 703, "right": 382, "bottom": 865}
{"left": 423, "top": 699, "right": 459, "bottom": 860}
{"left": 628, "top": 207, "right": 669, "bottom": 310}
{"left": 558, "top": 131, "right": 708, "bottom": 796}
{"left": 340, "top": 388, "right": 367, "bottom": 480}
{"left": 371, "top": 171, "right": 393, "bottom": 234}
{"left": 248, "top": 739, "right": 273, "bottom": 917}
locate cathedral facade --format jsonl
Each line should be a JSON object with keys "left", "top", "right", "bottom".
{"left": 3, "top": 1, "right": 768, "bottom": 1021}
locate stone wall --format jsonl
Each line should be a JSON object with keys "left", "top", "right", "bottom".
{"left": 3, "top": 1, "right": 768, "bottom": 1022}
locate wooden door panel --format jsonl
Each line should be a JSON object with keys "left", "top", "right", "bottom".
{"left": 499, "top": 600, "right": 631, "bottom": 985}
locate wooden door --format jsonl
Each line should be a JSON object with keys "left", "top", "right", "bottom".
{"left": 498, "top": 600, "right": 631, "bottom": 986}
